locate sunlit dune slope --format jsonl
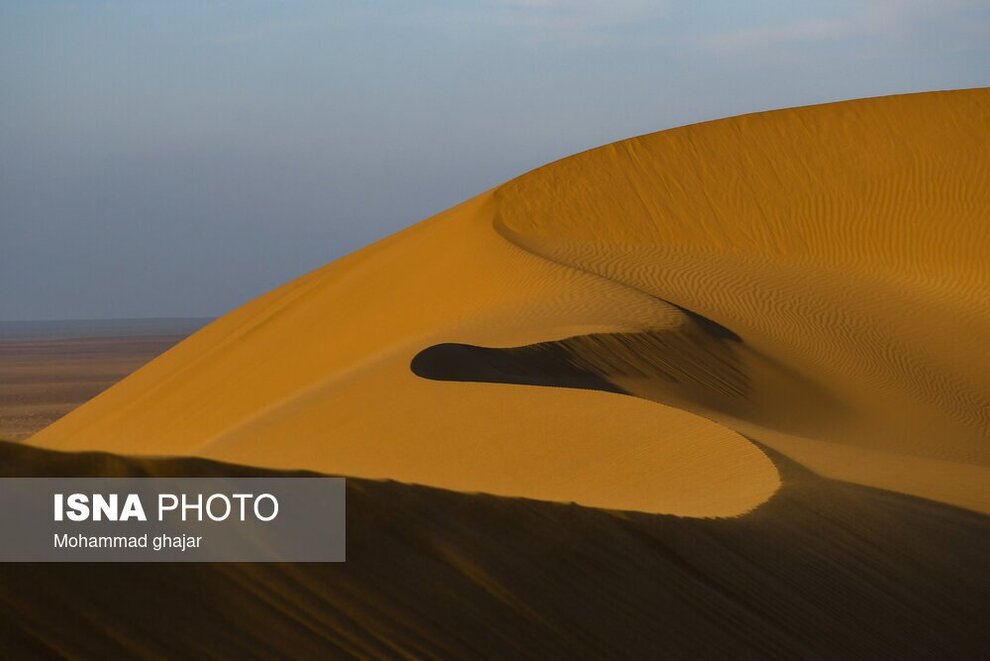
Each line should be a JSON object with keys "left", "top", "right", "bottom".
{"left": 492, "top": 88, "right": 990, "bottom": 512}
{"left": 31, "top": 88, "right": 990, "bottom": 514}
{"left": 28, "top": 193, "right": 776, "bottom": 516}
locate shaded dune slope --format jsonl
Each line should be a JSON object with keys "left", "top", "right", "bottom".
{"left": 412, "top": 315, "right": 828, "bottom": 427}
{"left": 28, "top": 89, "right": 990, "bottom": 516}
{"left": 2, "top": 440, "right": 989, "bottom": 658}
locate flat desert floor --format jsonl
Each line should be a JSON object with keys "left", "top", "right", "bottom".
{"left": 0, "top": 320, "right": 205, "bottom": 442}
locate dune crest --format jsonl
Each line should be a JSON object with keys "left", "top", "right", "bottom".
{"left": 30, "top": 89, "right": 990, "bottom": 515}
{"left": 492, "top": 89, "right": 990, "bottom": 511}
{"left": 28, "top": 192, "right": 778, "bottom": 516}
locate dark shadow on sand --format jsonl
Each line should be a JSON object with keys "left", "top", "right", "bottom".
{"left": 1, "top": 440, "right": 989, "bottom": 658}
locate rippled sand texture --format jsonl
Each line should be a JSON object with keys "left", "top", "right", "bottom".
{"left": 492, "top": 89, "right": 990, "bottom": 512}
{"left": 29, "top": 89, "right": 990, "bottom": 515}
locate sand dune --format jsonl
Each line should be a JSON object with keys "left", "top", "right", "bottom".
{"left": 29, "top": 88, "right": 990, "bottom": 516}
{"left": 11, "top": 89, "right": 990, "bottom": 656}
{"left": 26, "top": 195, "right": 778, "bottom": 516}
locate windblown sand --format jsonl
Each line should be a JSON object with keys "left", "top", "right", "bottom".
{"left": 10, "top": 89, "right": 990, "bottom": 656}
{"left": 29, "top": 89, "right": 990, "bottom": 517}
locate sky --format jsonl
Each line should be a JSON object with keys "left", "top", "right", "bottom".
{"left": 2, "top": 0, "right": 988, "bottom": 321}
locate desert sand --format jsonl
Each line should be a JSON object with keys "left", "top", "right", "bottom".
{"left": 29, "top": 89, "right": 990, "bottom": 517}
{"left": 7, "top": 89, "right": 990, "bottom": 657}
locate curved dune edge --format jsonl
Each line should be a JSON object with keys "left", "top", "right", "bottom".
{"left": 29, "top": 89, "right": 990, "bottom": 516}
{"left": 28, "top": 191, "right": 780, "bottom": 517}
{"left": 488, "top": 88, "right": 990, "bottom": 513}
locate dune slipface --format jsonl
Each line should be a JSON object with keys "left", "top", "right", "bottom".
{"left": 29, "top": 89, "right": 990, "bottom": 516}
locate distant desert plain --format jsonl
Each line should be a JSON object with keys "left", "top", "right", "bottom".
{"left": 0, "top": 318, "right": 206, "bottom": 442}
{"left": 3, "top": 89, "right": 990, "bottom": 657}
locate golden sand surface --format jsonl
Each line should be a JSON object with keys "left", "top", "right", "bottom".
{"left": 29, "top": 89, "right": 990, "bottom": 516}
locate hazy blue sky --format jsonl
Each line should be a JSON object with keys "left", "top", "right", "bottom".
{"left": 2, "top": 1, "right": 988, "bottom": 320}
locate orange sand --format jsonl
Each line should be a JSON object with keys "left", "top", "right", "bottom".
{"left": 30, "top": 89, "right": 990, "bottom": 515}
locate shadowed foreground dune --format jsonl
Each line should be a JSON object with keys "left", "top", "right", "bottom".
{"left": 28, "top": 89, "right": 990, "bottom": 517}
{"left": 2, "top": 440, "right": 989, "bottom": 658}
